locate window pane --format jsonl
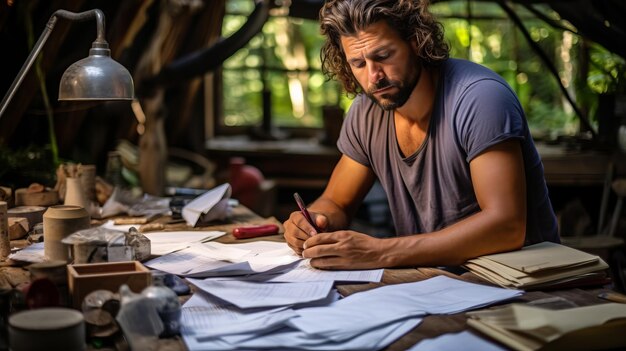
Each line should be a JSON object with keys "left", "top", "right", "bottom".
{"left": 221, "top": 10, "right": 342, "bottom": 130}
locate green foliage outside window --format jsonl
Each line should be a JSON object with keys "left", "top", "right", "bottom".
{"left": 221, "top": 0, "right": 624, "bottom": 139}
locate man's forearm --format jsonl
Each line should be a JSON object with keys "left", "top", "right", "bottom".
{"left": 385, "top": 208, "right": 526, "bottom": 267}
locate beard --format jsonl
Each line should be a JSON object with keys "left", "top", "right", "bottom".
{"left": 365, "top": 64, "right": 421, "bottom": 111}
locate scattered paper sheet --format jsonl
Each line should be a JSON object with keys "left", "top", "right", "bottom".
{"left": 143, "top": 241, "right": 302, "bottom": 277}
{"left": 187, "top": 279, "right": 335, "bottom": 309}
{"left": 143, "top": 246, "right": 253, "bottom": 276}
{"left": 288, "top": 276, "right": 522, "bottom": 342}
{"left": 182, "top": 291, "right": 297, "bottom": 339}
{"left": 180, "top": 275, "right": 520, "bottom": 350}
{"left": 100, "top": 220, "right": 136, "bottom": 233}
{"left": 8, "top": 242, "right": 45, "bottom": 262}
{"left": 182, "top": 183, "right": 232, "bottom": 227}
{"left": 208, "top": 259, "right": 383, "bottom": 283}
{"left": 184, "top": 317, "right": 422, "bottom": 351}
{"left": 266, "top": 260, "right": 383, "bottom": 283}
{"left": 144, "top": 231, "right": 226, "bottom": 255}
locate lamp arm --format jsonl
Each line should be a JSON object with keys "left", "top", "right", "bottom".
{"left": 0, "top": 9, "right": 106, "bottom": 120}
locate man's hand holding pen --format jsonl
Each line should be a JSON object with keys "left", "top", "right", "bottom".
{"left": 284, "top": 193, "right": 327, "bottom": 255}
{"left": 293, "top": 192, "right": 321, "bottom": 234}
{"left": 284, "top": 193, "right": 384, "bottom": 270}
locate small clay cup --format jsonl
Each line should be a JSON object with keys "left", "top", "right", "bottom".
{"left": 43, "top": 206, "right": 90, "bottom": 262}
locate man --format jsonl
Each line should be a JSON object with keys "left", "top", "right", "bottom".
{"left": 283, "top": 0, "right": 559, "bottom": 270}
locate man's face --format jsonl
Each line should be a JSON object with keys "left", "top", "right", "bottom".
{"left": 340, "top": 21, "right": 421, "bottom": 110}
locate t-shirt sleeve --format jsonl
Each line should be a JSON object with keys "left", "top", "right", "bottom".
{"left": 453, "top": 78, "right": 526, "bottom": 162}
{"left": 337, "top": 96, "right": 372, "bottom": 167}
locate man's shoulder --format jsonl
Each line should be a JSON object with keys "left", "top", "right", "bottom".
{"left": 443, "top": 58, "right": 505, "bottom": 83}
{"left": 442, "top": 58, "right": 511, "bottom": 97}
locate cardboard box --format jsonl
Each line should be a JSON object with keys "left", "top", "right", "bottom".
{"left": 67, "top": 261, "right": 151, "bottom": 308}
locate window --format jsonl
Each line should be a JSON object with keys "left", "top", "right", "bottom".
{"left": 432, "top": 1, "right": 582, "bottom": 138}
{"left": 219, "top": 1, "right": 347, "bottom": 136}
{"left": 218, "top": 0, "right": 625, "bottom": 140}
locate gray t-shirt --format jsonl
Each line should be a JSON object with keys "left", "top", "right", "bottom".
{"left": 337, "top": 58, "right": 559, "bottom": 245}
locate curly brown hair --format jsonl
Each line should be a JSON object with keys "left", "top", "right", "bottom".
{"left": 320, "top": 0, "right": 449, "bottom": 95}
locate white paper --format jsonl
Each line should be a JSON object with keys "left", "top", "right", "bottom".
{"left": 202, "top": 241, "right": 303, "bottom": 273}
{"left": 187, "top": 279, "right": 335, "bottom": 309}
{"left": 181, "top": 292, "right": 297, "bottom": 339}
{"left": 198, "top": 241, "right": 256, "bottom": 261}
{"left": 288, "top": 276, "right": 522, "bottom": 342}
{"left": 180, "top": 275, "right": 518, "bottom": 351}
{"left": 183, "top": 317, "right": 422, "bottom": 351}
{"left": 182, "top": 183, "right": 232, "bottom": 227}
{"left": 407, "top": 331, "right": 507, "bottom": 351}
{"left": 220, "top": 240, "right": 289, "bottom": 251}
{"left": 8, "top": 242, "right": 45, "bottom": 262}
{"left": 210, "top": 259, "right": 383, "bottom": 283}
{"left": 143, "top": 241, "right": 301, "bottom": 277}
{"left": 143, "top": 247, "right": 253, "bottom": 276}
{"left": 144, "top": 231, "right": 226, "bottom": 255}
{"left": 267, "top": 260, "right": 383, "bottom": 283}
{"left": 100, "top": 219, "right": 136, "bottom": 232}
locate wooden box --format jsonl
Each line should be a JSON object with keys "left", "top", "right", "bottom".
{"left": 67, "top": 261, "right": 151, "bottom": 308}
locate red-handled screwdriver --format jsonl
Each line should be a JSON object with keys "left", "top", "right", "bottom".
{"left": 232, "top": 224, "right": 280, "bottom": 239}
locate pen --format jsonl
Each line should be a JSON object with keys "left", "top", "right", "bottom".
{"left": 598, "top": 291, "right": 626, "bottom": 304}
{"left": 293, "top": 192, "right": 320, "bottom": 233}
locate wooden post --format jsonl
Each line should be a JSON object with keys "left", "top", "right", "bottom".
{"left": 0, "top": 201, "right": 10, "bottom": 260}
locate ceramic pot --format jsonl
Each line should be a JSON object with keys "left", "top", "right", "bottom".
{"left": 64, "top": 177, "right": 90, "bottom": 211}
{"left": 78, "top": 164, "right": 97, "bottom": 202}
{"left": 9, "top": 307, "right": 85, "bottom": 351}
{"left": 43, "top": 205, "right": 90, "bottom": 262}
{"left": 28, "top": 260, "right": 70, "bottom": 307}
{"left": 229, "top": 157, "right": 263, "bottom": 209}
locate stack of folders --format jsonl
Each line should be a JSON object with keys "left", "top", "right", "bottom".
{"left": 467, "top": 303, "right": 626, "bottom": 351}
{"left": 463, "top": 241, "right": 609, "bottom": 290}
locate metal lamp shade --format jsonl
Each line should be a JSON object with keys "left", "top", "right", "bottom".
{"left": 59, "top": 44, "right": 134, "bottom": 101}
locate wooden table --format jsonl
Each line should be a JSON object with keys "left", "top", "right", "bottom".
{"left": 105, "top": 264, "right": 613, "bottom": 351}
{"left": 181, "top": 216, "right": 616, "bottom": 351}
{"left": 336, "top": 268, "right": 612, "bottom": 350}
{"left": 1, "top": 208, "right": 616, "bottom": 351}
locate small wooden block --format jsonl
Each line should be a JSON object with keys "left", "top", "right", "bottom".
{"left": 15, "top": 188, "right": 59, "bottom": 206}
{"left": 8, "top": 217, "right": 28, "bottom": 240}
{"left": 0, "top": 186, "right": 12, "bottom": 206}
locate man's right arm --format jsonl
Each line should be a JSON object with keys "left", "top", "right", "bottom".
{"left": 283, "top": 155, "right": 375, "bottom": 254}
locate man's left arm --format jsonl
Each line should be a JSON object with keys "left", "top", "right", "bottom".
{"left": 303, "top": 139, "right": 526, "bottom": 269}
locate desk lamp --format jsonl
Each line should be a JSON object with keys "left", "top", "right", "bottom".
{"left": 0, "top": 9, "right": 134, "bottom": 120}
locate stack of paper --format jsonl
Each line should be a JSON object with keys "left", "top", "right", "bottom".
{"left": 464, "top": 242, "right": 609, "bottom": 290}
{"left": 181, "top": 276, "right": 522, "bottom": 350}
{"left": 467, "top": 303, "right": 626, "bottom": 351}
